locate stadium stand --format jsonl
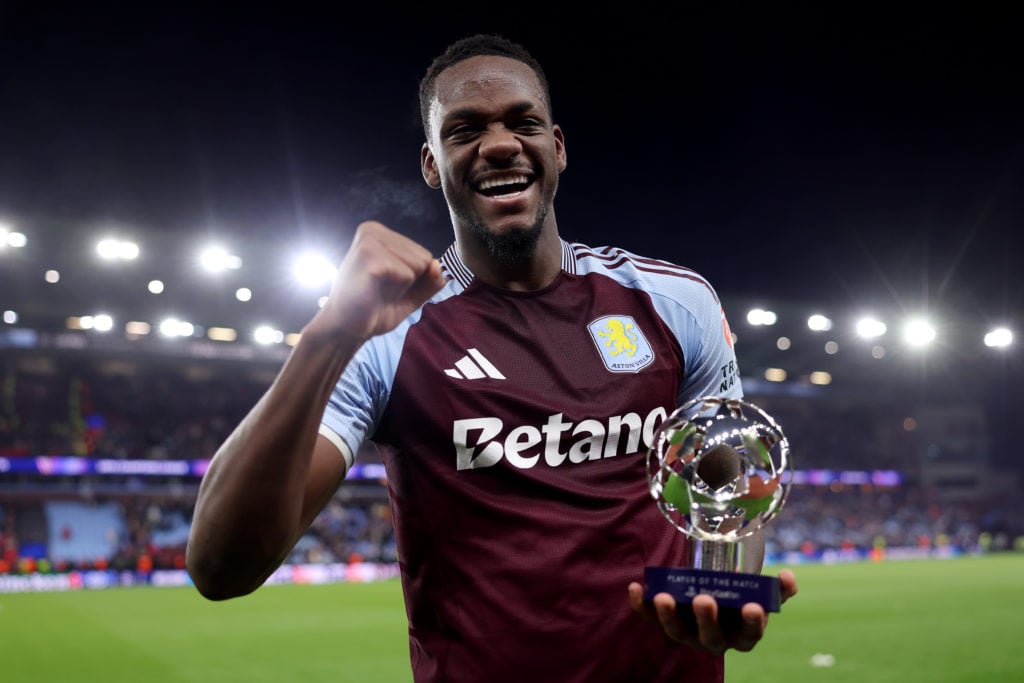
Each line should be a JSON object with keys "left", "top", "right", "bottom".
{"left": 1, "top": 349, "right": 1021, "bottom": 578}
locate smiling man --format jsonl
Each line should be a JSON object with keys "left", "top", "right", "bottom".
{"left": 187, "top": 34, "right": 796, "bottom": 683}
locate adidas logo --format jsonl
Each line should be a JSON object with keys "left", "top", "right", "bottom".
{"left": 444, "top": 348, "right": 506, "bottom": 380}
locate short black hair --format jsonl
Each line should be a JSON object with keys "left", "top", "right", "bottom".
{"left": 418, "top": 33, "right": 552, "bottom": 139}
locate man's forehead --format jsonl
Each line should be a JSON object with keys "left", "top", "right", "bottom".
{"left": 432, "top": 55, "right": 545, "bottom": 110}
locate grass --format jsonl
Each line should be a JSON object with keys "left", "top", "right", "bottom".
{"left": 1, "top": 554, "right": 1021, "bottom": 682}
{"left": 726, "top": 553, "right": 1024, "bottom": 682}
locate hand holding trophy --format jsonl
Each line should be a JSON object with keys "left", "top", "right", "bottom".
{"left": 644, "top": 396, "right": 792, "bottom": 612}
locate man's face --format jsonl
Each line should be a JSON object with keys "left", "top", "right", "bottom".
{"left": 421, "top": 55, "right": 567, "bottom": 261}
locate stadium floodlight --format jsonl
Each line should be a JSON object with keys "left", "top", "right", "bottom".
{"left": 199, "top": 246, "right": 242, "bottom": 273}
{"left": 903, "top": 318, "right": 936, "bottom": 348}
{"left": 1, "top": 226, "right": 27, "bottom": 249}
{"left": 235, "top": 287, "right": 252, "bottom": 302}
{"left": 96, "top": 238, "right": 140, "bottom": 261}
{"left": 91, "top": 314, "right": 114, "bottom": 332}
{"left": 158, "top": 318, "right": 195, "bottom": 338}
{"left": 746, "top": 308, "right": 777, "bottom": 326}
{"left": 207, "top": 327, "right": 238, "bottom": 342}
{"left": 148, "top": 280, "right": 165, "bottom": 294}
{"left": 807, "top": 314, "right": 833, "bottom": 332}
{"left": 809, "top": 371, "right": 832, "bottom": 386}
{"left": 855, "top": 316, "right": 887, "bottom": 339}
{"left": 984, "top": 327, "right": 1013, "bottom": 348}
{"left": 254, "top": 325, "right": 284, "bottom": 345}
{"left": 291, "top": 251, "right": 337, "bottom": 289}
{"left": 3, "top": 310, "right": 17, "bottom": 324}
{"left": 125, "top": 321, "right": 151, "bottom": 336}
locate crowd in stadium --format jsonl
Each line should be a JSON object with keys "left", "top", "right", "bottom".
{"left": 0, "top": 356, "right": 1019, "bottom": 576}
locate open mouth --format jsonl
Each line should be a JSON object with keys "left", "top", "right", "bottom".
{"left": 477, "top": 174, "right": 532, "bottom": 199}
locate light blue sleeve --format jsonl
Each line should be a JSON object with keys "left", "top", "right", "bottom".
{"left": 645, "top": 273, "right": 743, "bottom": 407}
{"left": 676, "top": 285, "right": 743, "bottom": 405}
{"left": 318, "top": 291, "right": 447, "bottom": 467}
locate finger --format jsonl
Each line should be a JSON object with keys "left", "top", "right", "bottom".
{"left": 729, "top": 603, "right": 768, "bottom": 653}
{"left": 778, "top": 569, "right": 798, "bottom": 603}
{"left": 406, "top": 258, "right": 447, "bottom": 303}
{"left": 627, "top": 582, "right": 655, "bottom": 621}
{"left": 651, "top": 593, "right": 701, "bottom": 649}
{"left": 691, "top": 594, "right": 726, "bottom": 655}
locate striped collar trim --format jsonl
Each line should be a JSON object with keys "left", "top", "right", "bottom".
{"left": 439, "top": 239, "right": 578, "bottom": 288}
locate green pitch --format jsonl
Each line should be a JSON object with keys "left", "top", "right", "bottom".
{"left": 1, "top": 554, "right": 1021, "bottom": 682}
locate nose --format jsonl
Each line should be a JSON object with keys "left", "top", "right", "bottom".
{"left": 478, "top": 127, "right": 523, "bottom": 161}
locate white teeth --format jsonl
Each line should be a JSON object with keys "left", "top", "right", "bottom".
{"left": 479, "top": 175, "right": 528, "bottom": 191}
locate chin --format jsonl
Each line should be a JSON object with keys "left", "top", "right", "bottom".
{"left": 472, "top": 216, "right": 544, "bottom": 264}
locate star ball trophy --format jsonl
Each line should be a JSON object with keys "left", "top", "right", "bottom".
{"left": 644, "top": 396, "right": 792, "bottom": 612}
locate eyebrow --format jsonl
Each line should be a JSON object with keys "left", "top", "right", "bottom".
{"left": 443, "top": 100, "right": 543, "bottom": 124}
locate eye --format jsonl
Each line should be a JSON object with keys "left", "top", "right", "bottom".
{"left": 514, "top": 118, "right": 546, "bottom": 133}
{"left": 445, "top": 124, "right": 481, "bottom": 143}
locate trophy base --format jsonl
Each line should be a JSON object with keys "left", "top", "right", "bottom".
{"left": 644, "top": 566, "right": 781, "bottom": 612}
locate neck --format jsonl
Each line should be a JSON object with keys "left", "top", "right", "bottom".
{"left": 456, "top": 227, "right": 563, "bottom": 291}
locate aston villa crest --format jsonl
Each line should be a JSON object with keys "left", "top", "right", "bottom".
{"left": 587, "top": 315, "right": 655, "bottom": 373}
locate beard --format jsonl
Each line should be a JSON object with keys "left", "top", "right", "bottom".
{"left": 470, "top": 215, "right": 544, "bottom": 266}
{"left": 463, "top": 200, "right": 550, "bottom": 267}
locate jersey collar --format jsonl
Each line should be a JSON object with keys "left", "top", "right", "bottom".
{"left": 439, "top": 238, "right": 578, "bottom": 289}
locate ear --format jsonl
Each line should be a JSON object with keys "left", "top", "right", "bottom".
{"left": 421, "top": 143, "right": 441, "bottom": 189}
{"left": 554, "top": 124, "right": 567, "bottom": 173}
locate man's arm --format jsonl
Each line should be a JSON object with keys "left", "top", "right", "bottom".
{"left": 185, "top": 221, "right": 446, "bottom": 600}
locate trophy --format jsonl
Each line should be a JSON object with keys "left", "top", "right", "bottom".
{"left": 644, "top": 396, "right": 792, "bottom": 612}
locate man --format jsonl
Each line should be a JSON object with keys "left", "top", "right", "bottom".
{"left": 187, "top": 33, "right": 797, "bottom": 682}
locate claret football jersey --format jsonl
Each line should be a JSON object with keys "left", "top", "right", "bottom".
{"left": 320, "top": 239, "right": 742, "bottom": 683}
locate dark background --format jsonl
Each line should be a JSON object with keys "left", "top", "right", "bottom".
{"left": 1, "top": 2, "right": 1022, "bottom": 484}
{"left": 3, "top": 2, "right": 1022, "bottom": 308}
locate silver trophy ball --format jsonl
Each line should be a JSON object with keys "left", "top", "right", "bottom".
{"left": 646, "top": 396, "right": 792, "bottom": 543}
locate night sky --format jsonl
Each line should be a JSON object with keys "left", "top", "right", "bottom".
{"left": 2, "top": 2, "right": 1022, "bottom": 315}
{"left": 2, "top": 3, "right": 1024, "bottom": 480}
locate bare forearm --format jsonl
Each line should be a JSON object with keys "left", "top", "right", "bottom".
{"left": 186, "top": 322, "right": 355, "bottom": 599}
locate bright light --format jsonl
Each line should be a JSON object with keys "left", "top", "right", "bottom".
{"left": 125, "top": 321, "right": 151, "bottom": 336}
{"left": 92, "top": 314, "right": 114, "bottom": 332}
{"left": 776, "top": 336, "right": 791, "bottom": 350}
{"left": 148, "top": 280, "right": 165, "bottom": 294}
{"left": 292, "top": 252, "right": 337, "bottom": 289}
{"left": 45, "top": 270, "right": 60, "bottom": 284}
{"left": 1, "top": 227, "right": 27, "bottom": 248}
{"left": 807, "top": 314, "right": 833, "bottom": 332}
{"left": 3, "top": 310, "right": 17, "bottom": 324}
{"left": 809, "top": 371, "right": 832, "bottom": 385}
{"left": 903, "top": 318, "right": 936, "bottom": 347}
{"left": 96, "top": 238, "right": 139, "bottom": 260}
{"left": 207, "top": 327, "right": 238, "bottom": 342}
{"left": 199, "top": 246, "right": 242, "bottom": 272}
{"left": 984, "top": 327, "right": 1013, "bottom": 348}
{"left": 236, "top": 287, "right": 252, "bottom": 302}
{"left": 254, "top": 325, "right": 284, "bottom": 345}
{"left": 746, "top": 308, "right": 777, "bottom": 326}
{"left": 764, "top": 368, "right": 787, "bottom": 382}
{"left": 856, "top": 317, "right": 887, "bottom": 339}
{"left": 159, "top": 318, "right": 195, "bottom": 337}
